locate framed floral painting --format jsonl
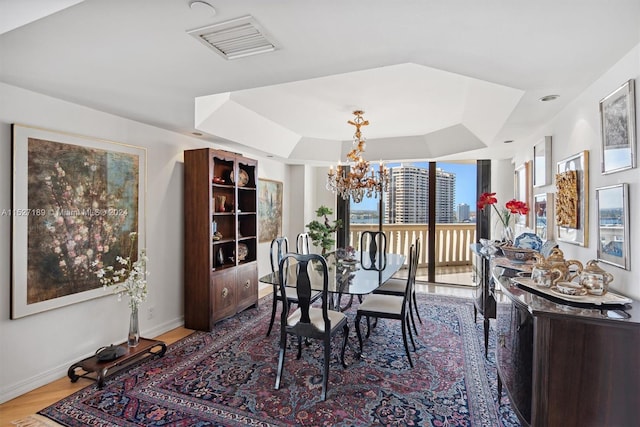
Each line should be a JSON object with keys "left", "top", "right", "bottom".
{"left": 11, "top": 124, "right": 146, "bottom": 318}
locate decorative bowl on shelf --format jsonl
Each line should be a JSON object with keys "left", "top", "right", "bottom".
{"left": 501, "top": 246, "right": 537, "bottom": 263}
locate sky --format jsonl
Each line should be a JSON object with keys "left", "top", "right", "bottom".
{"left": 351, "top": 161, "right": 477, "bottom": 211}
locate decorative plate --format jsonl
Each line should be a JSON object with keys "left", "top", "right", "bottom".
{"left": 514, "top": 232, "right": 543, "bottom": 251}
{"left": 540, "top": 239, "right": 559, "bottom": 258}
{"left": 235, "top": 243, "right": 249, "bottom": 261}
{"left": 230, "top": 169, "right": 249, "bottom": 187}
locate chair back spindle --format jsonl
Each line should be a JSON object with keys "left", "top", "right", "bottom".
{"left": 296, "top": 232, "right": 311, "bottom": 254}
{"left": 360, "top": 231, "right": 387, "bottom": 271}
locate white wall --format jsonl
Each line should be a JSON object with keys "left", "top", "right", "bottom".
{"left": 0, "top": 82, "right": 287, "bottom": 403}
{"left": 512, "top": 43, "right": 640, "bottom": 300}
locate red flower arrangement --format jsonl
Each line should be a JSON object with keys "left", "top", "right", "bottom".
{"left": 477, "top": 192, "right": 529, "bottom": 230}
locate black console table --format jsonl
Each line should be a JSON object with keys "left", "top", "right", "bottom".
{"left": 68, "top": 338, "right": 166, "bottom": 388}
{"left": 493, "top": 265, "right": 640, "bottom": 427}
{"left": 469, "top": 243, "right": 496, "bottom": 357}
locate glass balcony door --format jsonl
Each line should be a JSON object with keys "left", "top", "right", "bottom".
{"left": 345, "top": 161, "right": 477, "bottom": 286}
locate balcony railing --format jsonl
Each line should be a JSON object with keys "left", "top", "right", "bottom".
{"left": 349, "top": 223, "right": 476, "bottom": 268}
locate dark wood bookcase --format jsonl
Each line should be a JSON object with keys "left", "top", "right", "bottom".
{"left": 184, "top": 148, "right": 259, "bottom": 331}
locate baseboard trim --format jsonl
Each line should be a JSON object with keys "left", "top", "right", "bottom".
{"left": 0, "top": 316, "right": 184, "bottom": 404}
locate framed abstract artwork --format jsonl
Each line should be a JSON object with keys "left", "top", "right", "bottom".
{"left": 596, "top": 183, "right": 630, "bottom": 270}
{"left": 11, "top": 124, "right": 146, "bottom": 318}
{"left": 258, "top": 178, "right": 283, "bottom": 243}
{"left": 555, "top": 150, "right": 589, "bottom": 247}
{"left": 533, "top": 136, "right": 552, "bottom": 187}
{"left": 599, "top": 79, "right": 636, "bottom": 174}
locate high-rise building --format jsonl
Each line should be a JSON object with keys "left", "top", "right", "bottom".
{"left": 436, "top": 169, "right": 456, "bottom": 223}
{"left": 383, "top": 164, "right": 456, "bottom": 223}
{"left": 458, "top": 203, "right": 471, "bottom": 222}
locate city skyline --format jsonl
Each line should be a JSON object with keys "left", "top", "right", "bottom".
{"left": 351, "top": 161, "right": 477, "bottom": 213}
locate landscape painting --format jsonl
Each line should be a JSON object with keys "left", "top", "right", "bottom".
{"left": 258, "top": 179, "right": 282, "bottom": 243}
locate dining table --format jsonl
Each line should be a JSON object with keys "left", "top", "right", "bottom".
{"left": 259, "top": 251, "right": 407, "bottom": 310}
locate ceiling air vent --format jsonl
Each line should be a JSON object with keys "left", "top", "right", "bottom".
{"left": 187, "top": 15, "right": 276, "bottom": 60}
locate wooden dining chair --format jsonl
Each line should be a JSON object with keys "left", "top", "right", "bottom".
{"left": 360, "top": 230, "right": 387, "bottom": 271}
{"left": 296, "top": 232, "right": 311, "bottom": 254}
{"left": 354, "top": 243, "right": 417, "bottom": 367}
{"left": 267, "top": 237, "right": 322, "bottom": 337}
{"left": 373, "top": 238, "right": 422, "bottom": 334}
{"left": 274, "top": 253, "right": 349, "bottom": 401}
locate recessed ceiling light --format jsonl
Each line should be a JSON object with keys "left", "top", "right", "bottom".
{"left": 503, "top": 140, "right": 514, "bottom": 144}
{"left": 539, "top": 94, "right": 560, "bottom": 102}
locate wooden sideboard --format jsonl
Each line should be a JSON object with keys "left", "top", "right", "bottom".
{"left": 493, "top": 265, "right": 640, "bottom": 427}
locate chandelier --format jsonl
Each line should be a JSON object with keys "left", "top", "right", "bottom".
{"left": 326, "top": 110, "right": 390, "bottom": 203}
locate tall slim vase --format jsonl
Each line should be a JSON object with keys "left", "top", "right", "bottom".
{"left": 128, "top": 305, "right": 140, "bottom": 347}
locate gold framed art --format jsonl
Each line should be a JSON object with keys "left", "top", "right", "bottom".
{"left": 555, "top": 150, "right": 588, "bottom": 246}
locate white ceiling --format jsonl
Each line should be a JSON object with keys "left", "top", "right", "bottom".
{"left": 1, "top": 0, "right": 639, "bottom": 164}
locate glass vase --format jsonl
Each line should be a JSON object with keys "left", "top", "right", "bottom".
{"left": 501, "top": 224, "right": 514, "bottom": 243}
{"left": 128, "top": 305, "right": 140, "bottom": 347}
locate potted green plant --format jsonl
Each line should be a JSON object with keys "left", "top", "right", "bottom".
{"left": 306, "top": 206, "right": 342, "bottom": 256}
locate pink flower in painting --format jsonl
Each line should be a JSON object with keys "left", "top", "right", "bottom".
{"left": 38, "top": 151, "right": 134, "bottom": 287}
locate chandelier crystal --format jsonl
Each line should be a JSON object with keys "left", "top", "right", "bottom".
{"left": 326, "top": 111, "right": 390, "bottom": 203}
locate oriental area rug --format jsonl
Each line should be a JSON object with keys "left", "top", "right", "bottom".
{"left": 36, "top": 293, "right": 520, "bottom": 426}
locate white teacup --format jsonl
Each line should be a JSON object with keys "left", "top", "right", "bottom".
{"left": 555, "top": 281, "right": 586, "bottom": 296}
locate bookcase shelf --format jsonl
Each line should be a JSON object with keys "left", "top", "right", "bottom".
{"left": 184, "top": 148, "right": 259, "bottom": 331}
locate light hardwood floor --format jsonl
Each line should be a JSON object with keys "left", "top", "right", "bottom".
{"left": 0, "top": 327, "right": 195, "bottom": 426}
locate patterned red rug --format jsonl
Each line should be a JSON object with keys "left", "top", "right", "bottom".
{"left": 39, "top": 294, "right": 520, "bottom": 426}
